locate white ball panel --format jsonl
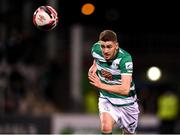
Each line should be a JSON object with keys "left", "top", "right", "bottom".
{"left": 35, "top": 11, "right": 52, "bottom": 26}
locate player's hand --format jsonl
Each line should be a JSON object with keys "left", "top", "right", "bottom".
{"left": 88, "top": 65, "right": 97, "bottom": 76}
{"left": 88, "top": 73, "right": 102, "bottom": 89}
{"left": 88, "top": 68, "right": 95, "bottom": 76}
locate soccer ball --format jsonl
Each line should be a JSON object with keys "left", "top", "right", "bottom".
{"left": 33, "top": 5, "right": 58, "bottom": 31}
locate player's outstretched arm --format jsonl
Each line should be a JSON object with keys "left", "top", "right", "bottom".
{"left": 88, "top": 73, "right": 131, "bottom": 96}
{"left": 88, "top": 60, "right": 97, "bottom": 76}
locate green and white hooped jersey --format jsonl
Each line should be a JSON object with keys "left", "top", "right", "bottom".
{"left": 92, "top": 42, "right": 137, "bottom": 106}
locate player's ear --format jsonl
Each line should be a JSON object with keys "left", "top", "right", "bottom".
{"left": 115, "top": 42, "right": 119, "bottom": 49}
{"left": 98, "top": 40, "right": 105, "bottom": 45}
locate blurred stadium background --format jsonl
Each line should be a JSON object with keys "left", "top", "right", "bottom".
{"left": 0, "top": 0, "right": 180, "bottom": 134}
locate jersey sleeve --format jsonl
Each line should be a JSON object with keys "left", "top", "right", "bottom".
{"left": 91, "top": 42, "right": 106, "bottom": 62}
{"left": 91, "top": 42, "right": 100, "bottom": 55}
{"left": 119, "top": 55, "right": 133, "bottom": 75}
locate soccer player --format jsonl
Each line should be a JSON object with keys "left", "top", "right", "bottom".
{"left": 88, "top": 30, "right": 140, "bottom": 134}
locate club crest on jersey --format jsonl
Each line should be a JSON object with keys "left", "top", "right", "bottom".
{"left": 125, "top": 62, "right": 133, "bottom": 70}
{"left": 110, "top": 59, "right": 120, "bottom": 69}
{"left": 110, "top": 63, "right": 118, "bottom": 69}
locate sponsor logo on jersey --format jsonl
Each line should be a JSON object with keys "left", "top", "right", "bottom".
{"left": 101, "top": 69, "right": 113, "bottom": 80}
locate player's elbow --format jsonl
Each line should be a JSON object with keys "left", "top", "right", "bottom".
{"left": 120, "top": 86, "right": 130, "bottom": 96}
{"left": 122, "top": 89, "right": 130, "bottom": 96}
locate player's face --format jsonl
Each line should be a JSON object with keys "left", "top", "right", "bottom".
{"left": 99, "top": 41, "right": 118, "bottom": 61}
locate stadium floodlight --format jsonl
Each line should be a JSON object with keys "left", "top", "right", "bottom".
{"left": 147, "top": 66, "right": 162, "bottom": 81}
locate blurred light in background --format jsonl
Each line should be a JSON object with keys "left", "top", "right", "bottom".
{"left": 81, "top": 3, "right": 95, "bottom": 15}
{"left": 147, "top": 66, "right": 162, "bottom": 81}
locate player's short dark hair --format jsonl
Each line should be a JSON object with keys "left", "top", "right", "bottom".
{"left": 99, "top": 30, "right": 117, "bottom": 42}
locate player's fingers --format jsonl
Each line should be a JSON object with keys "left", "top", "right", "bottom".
{"left": 88, "top": 69, "right": 92, "bottom": 75}
{"left": 89, "top": 81, "right": 98, "bottom": 88}
{"left": 88, "top": 75, "right": 95, "bottom": 81}
{"left": 89, "top": 81, "right": 94, "bottom": 85}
